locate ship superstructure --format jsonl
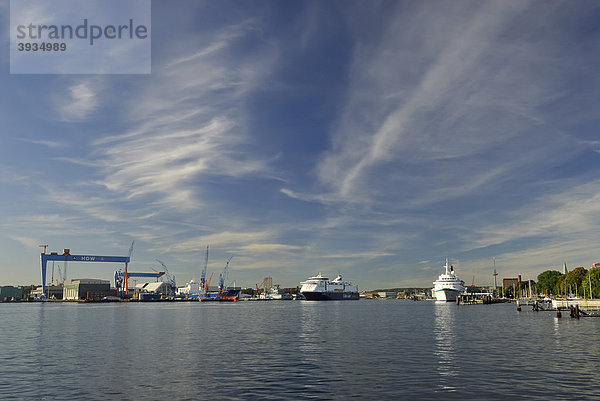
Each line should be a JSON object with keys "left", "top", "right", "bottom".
{"left": 432, "top": 259, "right": 466, "bottom": 302}
{"left": 300, "top": 273, "right": 359, "bottom": 300}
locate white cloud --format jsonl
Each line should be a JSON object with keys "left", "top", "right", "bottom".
{"left": 82, "top": 21, "right": 278, "bottom": 211}
{"left": 11, "top": 235, "right": 41, "bottom": 249}
{"left": 240, "top": 243, "right": 306, "bottom": 253}
{"left": 57, "top": 81, "right": 99, "bottom": 121}
{"left": 315, "top": 1, "right": 566, "bottom": 205}
{"left": 467, "top": 179, "right": 600, "bottom": 250}
{"left": 322, "top": 251, "right": 395, "bottom": 259}
{"left": 19, "top": 138, "right": 66, "bottom": 149}
{"left": 173, "top": 231, "right": 274, "bottom": 252}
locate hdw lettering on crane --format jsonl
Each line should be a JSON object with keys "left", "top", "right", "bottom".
{"left": 74, "top": 256, "right": 99, "bottom": 261}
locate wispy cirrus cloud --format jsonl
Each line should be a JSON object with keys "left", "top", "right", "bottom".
{"left": 5, "top": 1, "right": 600, "bottom": 290}
{"left": 85, "top": 21, "right": 277, "bottom": 211}
{"left": 466, "top": 179, "right": 600, "bottom": 250}
{"left": 19, "top": 138, "right": 66, "bottom": 149}
{"left": 316, "top": 1, "right": 573, "bottom": 205}
{"left": 173, "top": 231, "right": 275, "bottom": 252}
{"left": 322, "top": 251, "right": 395, "bottom": 259}
{"left": 56, "top": 80, "right": 100, "bottom": 121}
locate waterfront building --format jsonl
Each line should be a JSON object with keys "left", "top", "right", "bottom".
{"left": 30, "top": 285, "right": 64, "bottom": 299}
{"left": 136, "top": 281, "right": 171, "bottom": 296}
{"left": 63, "top": 279, "right": 110, "bottom": 301}
{"left": 0, "top": 286, "right": 23, "bottom": 300}
{"left": 502, "top": 277, "right": 519, "bottom": 296}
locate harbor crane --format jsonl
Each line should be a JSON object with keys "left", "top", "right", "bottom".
{"left": 204, "top": 272, "right": 214, "bottom": 297}
{"left": 218, "top": 255, "right": 234, "bottom": 297}
{"left": 155, "top": 259, "right": 176, "bottom": 289}
{"left": 114, "top": 270, "right": 165, "bottom": 291}
{"left": 39, "top": 247, "right": 129, "bottom": 299}
{"left": 200, "top": 245, "right": 209, "bottom": 295}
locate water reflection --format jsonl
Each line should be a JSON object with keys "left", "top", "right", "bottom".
{"left": 434, "top": 302, "right": 458, "bottom": 391}
{"left": 298, "top": 301, "right": 321, "bottom": 364}
{"left": 553, "top": 311, "right": 562, "bottom": 349}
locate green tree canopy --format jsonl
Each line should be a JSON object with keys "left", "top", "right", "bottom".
{"left": 582, "top": 268, "right": 600, "bottom": 299}
{"left": 557, "top": 267, "right": 587, "bottom": 296}
{"left": 536, "top": 270, "right": 562, "bottom": 296}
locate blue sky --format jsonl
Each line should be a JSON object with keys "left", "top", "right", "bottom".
{"left": 2, "top": 0, "right": 600, "bottom": 290}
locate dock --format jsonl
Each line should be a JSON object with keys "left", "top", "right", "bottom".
{"left": 456, "top": 293, "right": 507, "bottom": 305}
{"left": 552, "top": 299, "right": 600, "bottom": 312}
{"left": 514, "top": 298, "right": 600, "bottom": 317}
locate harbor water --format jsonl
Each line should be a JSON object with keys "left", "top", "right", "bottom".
{"left": 1, "top": 300, "right": 599, "bottom": 400}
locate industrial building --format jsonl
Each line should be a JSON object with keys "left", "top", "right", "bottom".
{"left": 63, "top": 279, "right": 110, "bottom": 301}
{"left": 30, "top": 285, "right": 64, "bottom": 300}
{"left": 0, "top": 286, "right": 23, "bottom": 301}
{"left": 135, "top": 281, "right": 172, "bottom": 300}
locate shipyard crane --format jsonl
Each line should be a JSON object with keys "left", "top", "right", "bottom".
{"left": 200, "top": 245, "right": 209, "bottom": 293}
{"left": 120, "top": 240, "right": 135, "bottom": 296}
{"left": 114, "top": 270, "right": 165, "bottom": 291}
{"left": 223, "top": 255, "right": 233, "bottom": 284}
{"left": 204, "top": 272, "right": 214, "bottom": 297}
{"left": 127, "top": 241, "right": 135, "bottom": 268}
{"left": 218, "top": 255, "right": 234, "bottom": 298}
{"left": 39, "top": 248, "right": 130, "bottom": 298}
{"left": 155, "top": 259, "right": 176, "bottom": 288}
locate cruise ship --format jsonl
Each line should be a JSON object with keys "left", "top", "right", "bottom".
{"left": 300, "top": 273, "right": 359, "bottom": 300}
{"left": 432, "top": 259, "right": 466, "bottom": 302}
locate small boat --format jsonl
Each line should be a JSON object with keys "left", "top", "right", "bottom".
{"left": 259, "top": 285, "right": 292, "bottom": 300}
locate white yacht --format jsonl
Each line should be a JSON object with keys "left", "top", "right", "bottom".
{"left": 300, "top": 273, "right": 359, "bottom": 300}
{"left": 432, "top": 259, "right": 465, "bottom": 302}
{"left": 259, "top": 285, "right": 292, "bottom": 300}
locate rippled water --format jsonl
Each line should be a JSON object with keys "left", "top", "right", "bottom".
{"left": 1, "top": 300, "right": 599, "bottom": 400}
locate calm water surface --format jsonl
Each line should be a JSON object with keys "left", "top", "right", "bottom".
{"left": 1, "top": 300, "right": 599, "bottom": 400}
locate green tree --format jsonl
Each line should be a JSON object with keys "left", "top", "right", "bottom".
{"left": 582, "top": 268, "right": 600, "bottom": 299}
{"left": 558, "top": 267, "right": 587, "bottom": 297}
{"left": 536, "top": 270, "right": 563, "bottom": 296}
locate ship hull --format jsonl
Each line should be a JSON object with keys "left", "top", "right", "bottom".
{"left": 434, "top": 288, "right": 462, "bottom": 302}
{"left": 301, "top": 291, "right": 359, "bottom": 301}
{"left": 201, "top": 289, "right": 241, "bottom": 302}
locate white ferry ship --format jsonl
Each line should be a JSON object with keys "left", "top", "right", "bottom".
{"left": 300, "top": 273, "right": 359, "bottom": 300}
{"left": 432, "top": 259, "right": 465, "bottom": 302}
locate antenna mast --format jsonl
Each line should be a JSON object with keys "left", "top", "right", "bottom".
{"left": 492, "top": 257, "right": 498, "bottom": 291}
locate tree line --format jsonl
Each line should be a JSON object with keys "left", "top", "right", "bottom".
{"left": 535, "top": 267, "right": 600, "bottom": 298}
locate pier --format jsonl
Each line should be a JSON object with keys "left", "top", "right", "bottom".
{"left": 552, "top": 299, "right": 600, "bottom": 313}
{"left": 456, "top": 293, "right": 506, "bottom": 305}
{"left": 514, "top": 298, "right": 600, "bottom": 317}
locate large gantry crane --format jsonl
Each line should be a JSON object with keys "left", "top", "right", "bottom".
{"left": 40, "top": 247, "right": 130, "bottom": 299}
